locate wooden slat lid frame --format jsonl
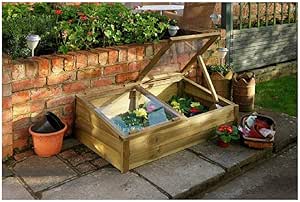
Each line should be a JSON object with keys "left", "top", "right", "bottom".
{"left": 137, "top": 32, "right": 221, "bottom": 82}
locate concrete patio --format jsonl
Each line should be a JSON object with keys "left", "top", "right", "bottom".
{"left": 2, "top": 108, "right": 297, "bottom": 200}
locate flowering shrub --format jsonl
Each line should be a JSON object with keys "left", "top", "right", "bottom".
{"left": 216, "top": 124, "right": 239, "bottom": 143}
{"left": 3, "top": 3, "right": 170, "bottom": 58}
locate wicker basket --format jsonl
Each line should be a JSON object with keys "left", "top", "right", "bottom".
{"left": 240, "top": 113, "right": 276, "bottom": 149}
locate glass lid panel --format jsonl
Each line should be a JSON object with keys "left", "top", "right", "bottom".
{"left": 93, "top": 87, "right": 179, "bottom": 135}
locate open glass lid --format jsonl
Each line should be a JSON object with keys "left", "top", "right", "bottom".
{"left": 93, "top": 86, "right": 180, "bottom": 136}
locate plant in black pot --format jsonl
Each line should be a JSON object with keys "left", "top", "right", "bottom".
{"left": 29, "top": 111, "right": 67, "bottom": 157}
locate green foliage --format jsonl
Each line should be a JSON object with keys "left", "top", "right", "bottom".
{"left": 168, "top": 95, "right": 207, "bottom": 117}
{"left": 216, "top": 125, "right": 239, "bottom": 143}
{"left": 3, "top": 3, "right": 170, "bottom": 58}
{"left": 207, "top": 64, "right": 232, "bottom": 76}
{"left": 255, "top": 75, "right": 297, "bottom": 116}
{"left": 3, "top": 3, "right": 58, "bottom": 59}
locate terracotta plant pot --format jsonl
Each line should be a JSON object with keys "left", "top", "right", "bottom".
{"left": 29, "top": 121, "right": 67, "bottom": 157}
{"left": 217, "top": 139, "right": 229, "bottom": 148}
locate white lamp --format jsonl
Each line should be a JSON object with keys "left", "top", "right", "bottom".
{"left": 210, "top": 13, "right": 222, "bottom": 28}
{"left": 216, "top": 47, "right": 228, "bottom": 65}
{"left": 26, "top": 34, "right": 41, "bottom": 57}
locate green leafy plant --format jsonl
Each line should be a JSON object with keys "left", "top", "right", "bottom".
{"left": 216, "top": 124, "right": 239, "bottom": 143}
{"left": 168, "top": 95, "right": 207, "bottom": 117}
{"left": 207, "top": 64, "right": 233, "bottom": 76}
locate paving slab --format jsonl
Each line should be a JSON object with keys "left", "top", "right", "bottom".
{"left": 240, "top": 108, "right": 297, "bottom": 152}
{"left": 61, "top": 138, "right": 81, "bottom": 151}
{"left": 134, "top": 150, "right": 225, "bottom": 198}
{"left": 189, "top": 140, "right": 272, "bottom": 172}
{"left": 13, "top": 155, "right": 77, "bottom": 192}
{"left": 2, "top": 164, "right": 13, "bottom": 178}
{"left": 42, "top": 167, "right": 168, "bottom": 200}
{"left": 2, "top": 177, "right": 34, "bottom": 200}
{"left": 200, "top": 144, "right": 297, "bottom": 199}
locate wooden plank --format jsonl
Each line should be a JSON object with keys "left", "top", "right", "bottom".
{"left": 233, "top": 53, "right": 297, "bottom": 72}
{"left": 257, "top": 3, "right": 260, "bottom": 28}
{"left": 281, "top": 2, "right": 284, "bottom": 24}
{"left": 232, "top": 27, "right": 297, "bottom": 41}
{"left": 288, "top": 3, "right": 291, "bottom": 23}
{"left": 76, "top": 130, "right": 123, "bottom": 172}
{"left": 170, "top": 32, "right": 220, "bottom": 41}
{"left": 122, "top": 140, "right": 129, "bottom": 173}
{"left": 181, "top": 35, "right": 219, "bottom": 74}
{"left": 248, "top": 3, "right": 251, "bottom": 28}
{"left": 197, "top": 55, "right": 219, "bottom": 103}
{"left": 265, "top": 2, "right": 269, "bottom": 26}
{"left": 239, "top": 3, "right": 243, "bottom": 30}
{"left": 76, "top": 95, "right": 126, "bottom": 139}
{"left": 232, "top": 46, "right": 297, "bottom": 62}
{"left": 231, "top": 36, "right": 297, "bottom": 50}
{"left": 144, "top": 82, "right": 178, "bottom": 102}
{"left": 137, "top": 41, "right": 173, "bottom": 81}
{"left": 274, "top": 3, "right": 277, "bottom": 25}
{"left": 232, "top": 23, "right": 296, "bottom": 35}
{"left": 231, "top": 44, "right": 297, "bottom": 59}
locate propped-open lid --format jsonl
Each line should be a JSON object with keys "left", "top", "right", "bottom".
{"left": 137, "top": 31, "right": 220, "bottom": 82}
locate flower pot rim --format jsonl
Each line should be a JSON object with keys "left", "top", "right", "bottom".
{"left": 210, "top": 70, "right": 233, "bottom": 80}
{"left": 29, "top": 121, "right": 67, "bottom": 137}
{"left": 169, "top": 25, "right": 180, "bottom": 30}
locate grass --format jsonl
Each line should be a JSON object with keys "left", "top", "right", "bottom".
{"left": 255, "top": 75, "right": 297, "bottom": 116}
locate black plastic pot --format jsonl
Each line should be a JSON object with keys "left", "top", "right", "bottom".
{"left": 31, "top": 111, "right": 65, "bottom": 133}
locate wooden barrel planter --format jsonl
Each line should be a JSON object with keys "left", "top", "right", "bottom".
{"left": 232, "top": 72, "right": 256, "bottom": 112}
{"left": 204, "top": 71, "right": 233, "bottom": 100}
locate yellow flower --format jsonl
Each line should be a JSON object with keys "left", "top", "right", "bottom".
{"left": 134, "top": 108, "right": 148, "bottom": 119}
{"left": 171, "top": 100, "right": 180, "bottom": 107}
{"left": 191, "top": 102, "right": 201, "bottom": 108}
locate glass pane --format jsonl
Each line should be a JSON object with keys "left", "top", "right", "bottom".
{"left": 94, "top": 87, "right": 179, "bottom": 135}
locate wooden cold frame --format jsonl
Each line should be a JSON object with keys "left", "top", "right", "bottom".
{"left": 75, "top": 31, "right": 239, "bottom": 173}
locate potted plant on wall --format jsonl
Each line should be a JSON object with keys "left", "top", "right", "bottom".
{"left": 168, "top": 19, "right": 179, "bottom": 36}
{"left": 216, "top": 124, "right": 239, "bottom": 148}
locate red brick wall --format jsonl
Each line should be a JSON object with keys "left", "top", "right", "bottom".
{"left": 2, "top": 34, "right": 225, "bottom": 158}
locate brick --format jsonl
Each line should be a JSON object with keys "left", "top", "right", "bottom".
{"left": 104, "top": 64, "right": 127, "bottom": 76}
{"left": 32, "top": 57, "right": 50, "bottom": 76}
{"left": 118, "top": 48, "right": 128, "bottom": 62}
{"left": 74, "top": 52, "right": 88, "bottom": 69}
{"left": 3, "top": 96, "right": 12, "bottom": 109}
{"left": 14, "top": 150, "right": 34, "bottom": 161}
{"left": 108, "top": 49, "right": 119, "bottom": 64}
{"left": 12, "top": 115, "right": 31, "bottom": 130}
{"left": 47, "top": 72, "right": 76, "bottom": 85}
{"left": 3, "top": 65, "right": 12, "bottom": 84}
{"left": 76, "top": 162, "right": 97, "bottom": 173}
{"left": 3, "top": 109, "right": 12, "bottom": 122}
{"left": 12, "top": 62, "right": 26, "bottom": 80}
{"left": 2, "top": 145, "right": 13, "bottom": 158}
{"left": 63, "top": 103, "right": 74, "bottom": 115}
{"left": 50, "top": 56, "right": 64, "bottom": 73}
{"left": 86, "top": 51, "right": 99, "bottom": 66}
{"left": 63, "top": 81, "right": 89, "bottom": 94}
{"left": 30, "top": 111, "right": 45, "bottom": 123}
{"left": 31, "top": 100, "right": 45, "bottom": 112}
{"left": 25, "top": 61, "right": 38, "bottom": 78}
{"left": 3, "top": 133, "right": 13, "bottom": 147}
{"left": 3, "top": 84, "right": 12, "bottom": 96}
{"left": 128, "top": 61, "right": 142, "bottom": 72}
{"left": 12, "top": 78, "right": 46, "bottom": 92}
{"left": 3, "top": 121, "right": 12, "bottom": 134}
{"left": 61, "top": 54, "right": 75, "bottom": 71}
{"left": 77, "top": 68, "right": 101, "bottom": 80}
{"left": 91, "top": 78, "right": 113, "bottom": 88}
{"left": 30, "top": 86, "right": 62, "bottom": 100}
{"left": 13, "top": 127, "right": 30, "bottom": 141}
{"left": 98, "top": 51, "right": 108, "bottom": 66}
{"left": 13, "top": 138, "right": 28, "bottom": 150}
{"left": 46, "top": 95, "right": 74, "bottom": 108}
{"left": 116, "top": 72, "right": 139, "bottom": 83}
{"left": 13, "top": 103, "right": 31, "bottom": 116}
{"left": 145, "top": 44, "right": 154, "bottom": 58}
{"left": 12, "top": 90, "right": 30, "bottom": 104}
{"left": 128, "top": 47, "right": 136, "bottom": 62}
{"left": 136, "top": 46, "right": 144, "bottom": 60}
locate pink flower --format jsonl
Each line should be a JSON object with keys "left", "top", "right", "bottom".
{"left": 146, "top": 104, "right": 156, "bottom": 113}
{"left": 80, "top": 15, "right": 88, "bottom": 21}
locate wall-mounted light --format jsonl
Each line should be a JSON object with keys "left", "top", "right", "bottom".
{"left": 217, "top": 47, "right": 228, "bottom": 65}
{"left": 26, "top": 34, "right": 41, "bottom": 57}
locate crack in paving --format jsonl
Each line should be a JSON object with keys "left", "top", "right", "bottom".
{"left": 186, "top": 148, "right": 228, "bottom": 171}
{"left": 130, "top": 170, "right": 173, "bottom": 199}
